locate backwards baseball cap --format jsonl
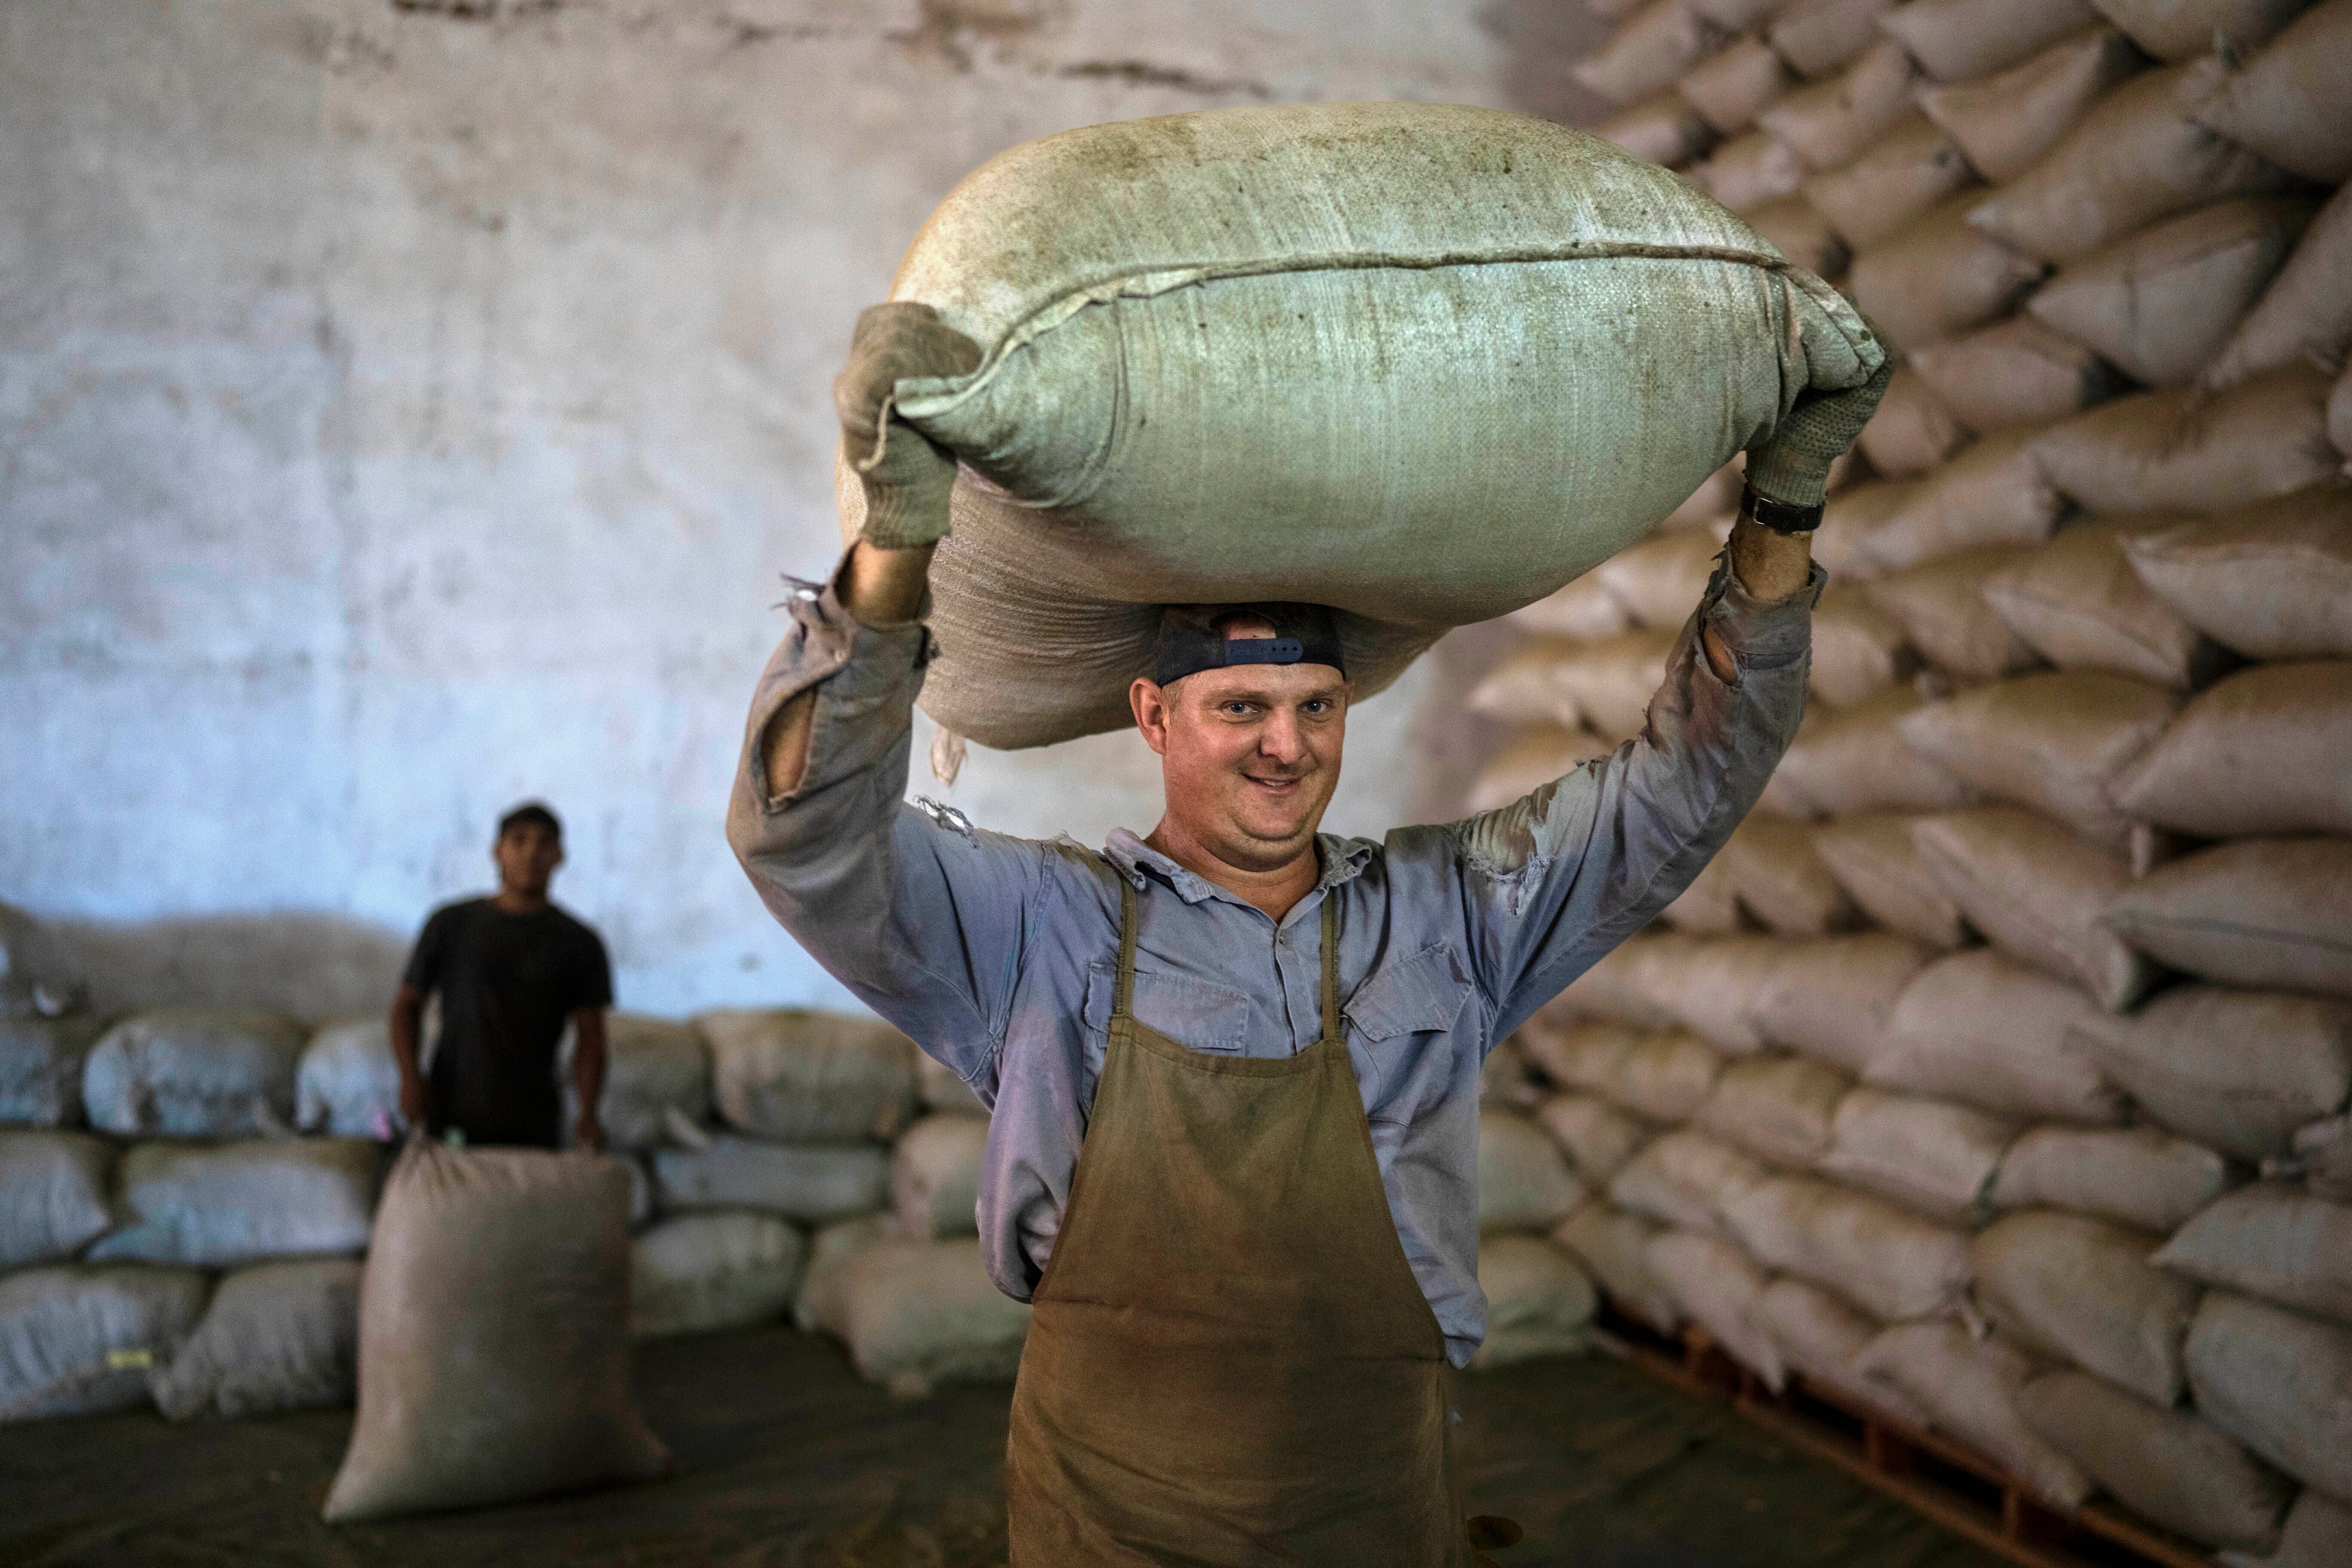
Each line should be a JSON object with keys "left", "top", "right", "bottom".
{"left": 1151, "top": 603, "right": 1347, "bottom": 687}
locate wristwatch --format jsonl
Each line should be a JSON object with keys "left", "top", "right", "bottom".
{"left": 1741, "top": 486, "right": 1822, "bottom": 536}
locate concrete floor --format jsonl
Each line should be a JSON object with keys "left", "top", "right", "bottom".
{"left": 0, "top": 1328, "right": 2001, "bottom": 1568}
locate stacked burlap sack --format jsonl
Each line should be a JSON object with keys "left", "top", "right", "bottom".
{"left": 1518, "top": 1, "right": 2350, "bottom": 1552}
{"left": 0, "top": 1000, "right": 1027, "bottom": 1421}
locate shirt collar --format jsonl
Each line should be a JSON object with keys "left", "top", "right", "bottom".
{"left": 1099, "top": 827, "right": 1377, "bottom": 907}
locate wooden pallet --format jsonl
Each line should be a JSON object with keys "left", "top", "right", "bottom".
{"left": 1589, "top": 1300, "right": 2215, "bottom": 1568}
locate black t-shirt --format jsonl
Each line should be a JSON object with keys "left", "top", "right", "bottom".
{"left": 403, "top": 898, "right": 612, "bottom": 1148}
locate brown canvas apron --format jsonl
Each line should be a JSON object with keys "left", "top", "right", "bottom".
{"left": 1005, "top": 877, "right": 1473, "bottom": 1567}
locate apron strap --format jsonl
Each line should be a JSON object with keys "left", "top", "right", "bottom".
{"left": 1114, "top": 873, "right": 1140, "bottom": 1021}
{"left": 1319, "top": 890, "right": 1341, "bottom": 1046}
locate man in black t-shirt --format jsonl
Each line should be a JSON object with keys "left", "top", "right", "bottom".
{"left": 389, "top": 802, "right": 613, "bottom": 1151}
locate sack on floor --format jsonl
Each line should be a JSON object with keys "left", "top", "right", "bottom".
{"left": 1991, "top": 1124, "right": 2237, "bottom": 1234}
{"left": 564, "top": 1014, "right": 710, "bottom": 1150}
{"left": 1534, "top": 1093, "right": 1652, "bottom": 1184}
{"left": 1864, "top": 546, "right": 2046, "bottom": 683}
{"left": 1816, "top": 1087, "right": 2012, "bottom": 1222}
{"left": 1907, "top": 316, "right": 2125, "bottom": 434}
{"left": 1849, "top": 200, "right": 2048, "bottom": 355}
{"left": 2219, "top": 1489, "right": 2352, "bottom": 1568}
{"left": 1773, "top": 687, "right": 1974, "bottom": 819}
{"left": 650, "top": 1134, "right": 889, "bottom": 1225}
{"left": 0, "top": 1130, "right": 114, "bottom": 1269}
{"left": 2121, "top": 488, "right": 2352, "bottom": 662}
{"left": 1813, "top": 478, "right": 1923, "bottom": 581}
{"left": 0, "top": 1016, "right": 104, "bottom": 1129}
{"left": 321, "top": 1140, "right": 667, "bottom": 1522}
{"left": 1812, "top": 815, "right": 1970, "bottom": 950}
{"left": 2067, "top": 985, "right": 2352, "bottom": 1159}
{"left": 916, "top": 1051, "right": 990, "bottom": 1117}
{"left": 1479, "top": 1109, "right": 1586, "bottom": 1235}
{"left": 807, "top": 1236, "right": 1032, "bottom": 1398}
{"left": 2093, "top": 0, "right": 2315, "bottom": 60}
{"left": 1602, "top": 1030, "right": 1726, "bottom": 1123}
{"left": 630, "top": 1211, "right": 807, "bottom": 1340}
{"left": 1689, "top": 131, "right": 1805, "bottom": 216}
{"left": 1553, "top": 1202, "right": 1683, "bottom": 1333}
{"left": 2154, "top": 1182, "right": 2352, "bottom": 1329}
{"left": 2113, "top": 661, "right": 2352, "bottom": 839}
{"left": 1659, "top": 853, "right": 1742, "bottom": 937}
{"left": 2210, "top": 187, "right": 2352, "bottom": 391}
{"left": 1574, "top": 0, "right": 1731, "bottom": 104}
{"left": 1694, "top": 1055, "right": 1851, "bottom": 1169}
{"left": 1755, "top": 1277, "right": 1931, "bottom": 1426}
{"left": 1722, "top": 1174, "right": 1972, "bottom": 1321}
{"left": 1607, "top": 1130, "right": 1770, "bottom": 1237}
{"left": 2026, "top": 199, "right": 2316, "bottom": 388}
{"left": 1551, "top": 936, "right": 1682, "bottom": 1029}
{"left": 1966, "top": 58, "right": 2294, "bottom": 265}
{"left": 1972, "top": 1210, "right": 2199, "bottom": 1405}
{"left": 1912, "top": 807, "right": 2152, "bottom": 1011}
{"left": 2193, "top": 0, "right": 2352, "bottom": 183}
{"left": 1645, "top": 1229, "right": 1786, "bottom": 1388}
{"left": 1858, "top": 431, "right": 2068, "bottom": 575}
{"left": 1545, "top": 631, "right": 1679, "bottom": 740}
{"left": 1593, "top": 88, "right": 1716, "bottom": 169}
{"left": 1589, "top": 532, "right": 1723, "bottom": 633}
{"left": 87, "top": 1138, "right": 381, "bottom": 1268}
{"left": 0, "top": 1264, "right": 210, "bottom": 1422}
{"left": 1683, "top": 38, "right": 1795, "bottom": 136}
{"left": 794, "top": 1213, "right": 892, "bottom": 1333}
{"left": 1516, "top": 1017, "right": 1645, "bottom": 1093}
{"left": 1718, "top": 818, "right": 1856, "bottom": 938}
{"left": 1753, "top": 935, "right": 1930, "bottom": 1075}
{"left": 1802, "top": 115, "right": 1973, "bottom": 252}
{"left": 294, "top": 1019, "right": 402, "bottom": 1140}
{"left": 1467, "top": 726, "right": 1619, "bottom": 815}
{"left": 1769, "top": 0, "right": 1899, "bottom": 79}
{"left": 1882, "top": 0, "right": 2101, "bottom": 80}
{"left": 697, "top": 1009, "right": 916, "bottom": 1144}
{"left": 2102, "top": 838, "right": 2352, "bottom": 998}
{"left": 1867, "top": 949, "right": 2126, "bottom": 1124}
{"left": 82, "top": 1007, "right": 305, "bottom": 1137}
{"left": 1484, "top": 1038, "right": 1546, "bottom": 1116}
{"left": 2031, "top": 363, "right": 2340, "bottom": 514}
{"left": 1857, "top": 1321, "right": 2092, "bottom": 1507}
{"left": 1809, "top": 583, "right": 1915, "bottom": 708}
{"left": 1896, "top": 670, "right": 2180, "bottom": 852}
{"left": 1916, "top": 25, "right": 2145, "bottom": 184}
{"left": 864, "top": 103, "right": 1883, "bottom": 748}
{"left": 891, "top": 1114, "right": 987, "bottom": 1241}
{"left": 2185, "top": 1289, "right": 2352, "bottom": 1502}
{"left": 1857, "top": 368, "right": 1969, "bottom": 479}
{"left": 1981, "top": 517, "right": 2222, "bottom": 689}
{"left": 1757, "top": 41, "right": 1916, "bottom": 171}
{"left": 1471, "top": 1235, "right": 1597, "bottom": 1369}
{"left": 2019, "top": 1370, "right": 2293, "bottom": 1551}
{"left": 1649, "top": 937, "right": 1786, "bottom": 1054}
{"left": 151, "top": 1258, "right": 361, "bottom": 1421}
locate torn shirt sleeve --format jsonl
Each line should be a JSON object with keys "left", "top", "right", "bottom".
{"left": 1438, "top": 553, "right": 1823, "bottom": 1040}
{"left": 723, "top": 559, "right": 1039, "bottom": 1101}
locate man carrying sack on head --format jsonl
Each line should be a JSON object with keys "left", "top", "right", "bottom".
{"left": 728, "top": 298, "right": 1885, "bottom": 1565}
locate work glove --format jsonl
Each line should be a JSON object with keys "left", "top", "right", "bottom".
{"left": 1741, "top": 353, "right": 1896, "bottom": 518}
{"left": 834, "top": 301, "right": 984, "bottom": 549}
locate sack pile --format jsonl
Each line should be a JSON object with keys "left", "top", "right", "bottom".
{"left": 1527, "top": 0, "right": 2352, "bottom": 1544}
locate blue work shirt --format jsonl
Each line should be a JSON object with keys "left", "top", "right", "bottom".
{"left": 727, "top": 552, "right": 1819, "bottom": 1365}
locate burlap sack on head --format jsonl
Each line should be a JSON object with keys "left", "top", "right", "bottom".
{"left": 1972, "top": 1210, "right": 2200, "bottom": 1404}
{"left": 1912, "top": 807, "right": 2153, "bottom": 1011}
{"left": 1471, "top": 1235, "right": 1597, "bottom": 1369}
{"left": 697, "top": 1009, "right": 916, "bottom": 1145}
{"left": 82, "top": 1007, "right": 305, "bottom": 1138}
{"left": 1897, "top": 670, "right": 2178, "bottom": 852}
{"left": 1858, "top": 369, "right": 1969, "bottom": 479}
{"left": 1595, "top": 89, "right": 1717, "bottom": 168}
{"left": 1758, "top": 40, "right": 1917, "bottom": 171}
{"left": 855, "top": 103, "right": 1884, "bottom": 749}
{"left": 1573, "top": 0, "right": 1732, "bottom": 105}
{"left": 1865, "top": 546, "right": 2046, "bottom": 681}
{"left": 1966, "top": 58, "right": 2298, "bottom": 266}
{"left": 1644, "top": 1230, "right": 1786, "bottom": 1388}
{"left": 2193, "top": 0, "right": 2352, "bottom": 185}
{"left": 2155, "top": 1182, "right": 2352, "bottom": 1328}
{"left": 2113, "top": 661, "right": 2352, "bottom": 839}
{"left": 2032, "top": 362, "right": 2340, "bottom": 514}
{"left": 1982, "top": 517, "right": 2221, "bottom": 688}
{"left": 1756, "top": 1277, "right": 1931, "bottom": 1425}
{"left": 1868, "top": 949, "right": 2127, "bottom": 1124}
{"left": 1801, "top": 115, "right": 1976, "bottom": 253}
{"left": 2104, "top": 838, "right": 2352, "bottom": 997}
{"left": 2186, "top": 1289, "right": 2352, "bottom": 1501}
{"left": 1553, "top": 1202, "right": 1682, "bottom": 1332}
{"left": 1816, "top": 1086, "right": 2014, "bottom": 1221}
{"left": 1690, "top": 132, "right": 1806, "bottom": 216}
{"left": 1908, "top": 316, "right": 2127, "bottom": 433}
{"left": 2027, "top": 199, "right": 2318, "bottom": 389}
{"left": 1754, "top": 933, "right": 1931, "bottom": 1070}
{"left": 628, "top": 1212, "right": 806, "bottom": 1340}
{"left": 0, "top": 1130, "right": 113, "bottom": 1270}
{"left": 1681, "top": 38, "right": 1796, "bottom": 136}
{"left": 1859, "top": 1321, "right": 2092, "bottom": 1507}
{"left": 1881, "top": 0, "right": 2102, "bottom": 81}
{"left": 1813, "top": 813, "right": 1971, "bottom": 948}
{"left": 151, "top": 1258, "right": 362, "bottom": 1421}
{"left": 322, "top": 1140, "right": 667, "bottom": 1523}
{"left": 1916, "top": 25, "right": 2145, "bottom": 184}
{"left": 2121, "top": 489, "right": 2352, "bottom": 660}
{"left": 1694, "top": 1053, "right": 1853, "bottom": 1167}
{"left": 1991, "top": 1124, "right": 2238, "bottom": 1234}
{"left": 2090, "top": 0, "right": 2317, "bottom": 60}
{"left": 0, "top": 1016, "right": 104, "bottom": 1130}
{"left": 1723, "top": 1173, "right": 1974, "bottom": 1321}
{"left": 2067, "top": 985, "right": 2352, "bottom": 1159}
{"left": 1479, "top": 1107, "right": 1587, "bottom": 1234}
{"left": 1849, "top": 197, "right": 2049, "bottom": 355}
{"left": 2019, "top": 1371, "right": 2294, "bottom": 1552}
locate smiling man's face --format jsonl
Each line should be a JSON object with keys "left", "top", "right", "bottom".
{"left": 1130, "top": 615, "right": 1350, "bottom": 876}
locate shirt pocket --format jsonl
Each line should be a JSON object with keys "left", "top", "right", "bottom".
{"left": 1344, "top": 941, "right": 1478, "bottom": 1116}
{"left": 1083, "top": 963, "right": 1253, "bottom": 1056}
